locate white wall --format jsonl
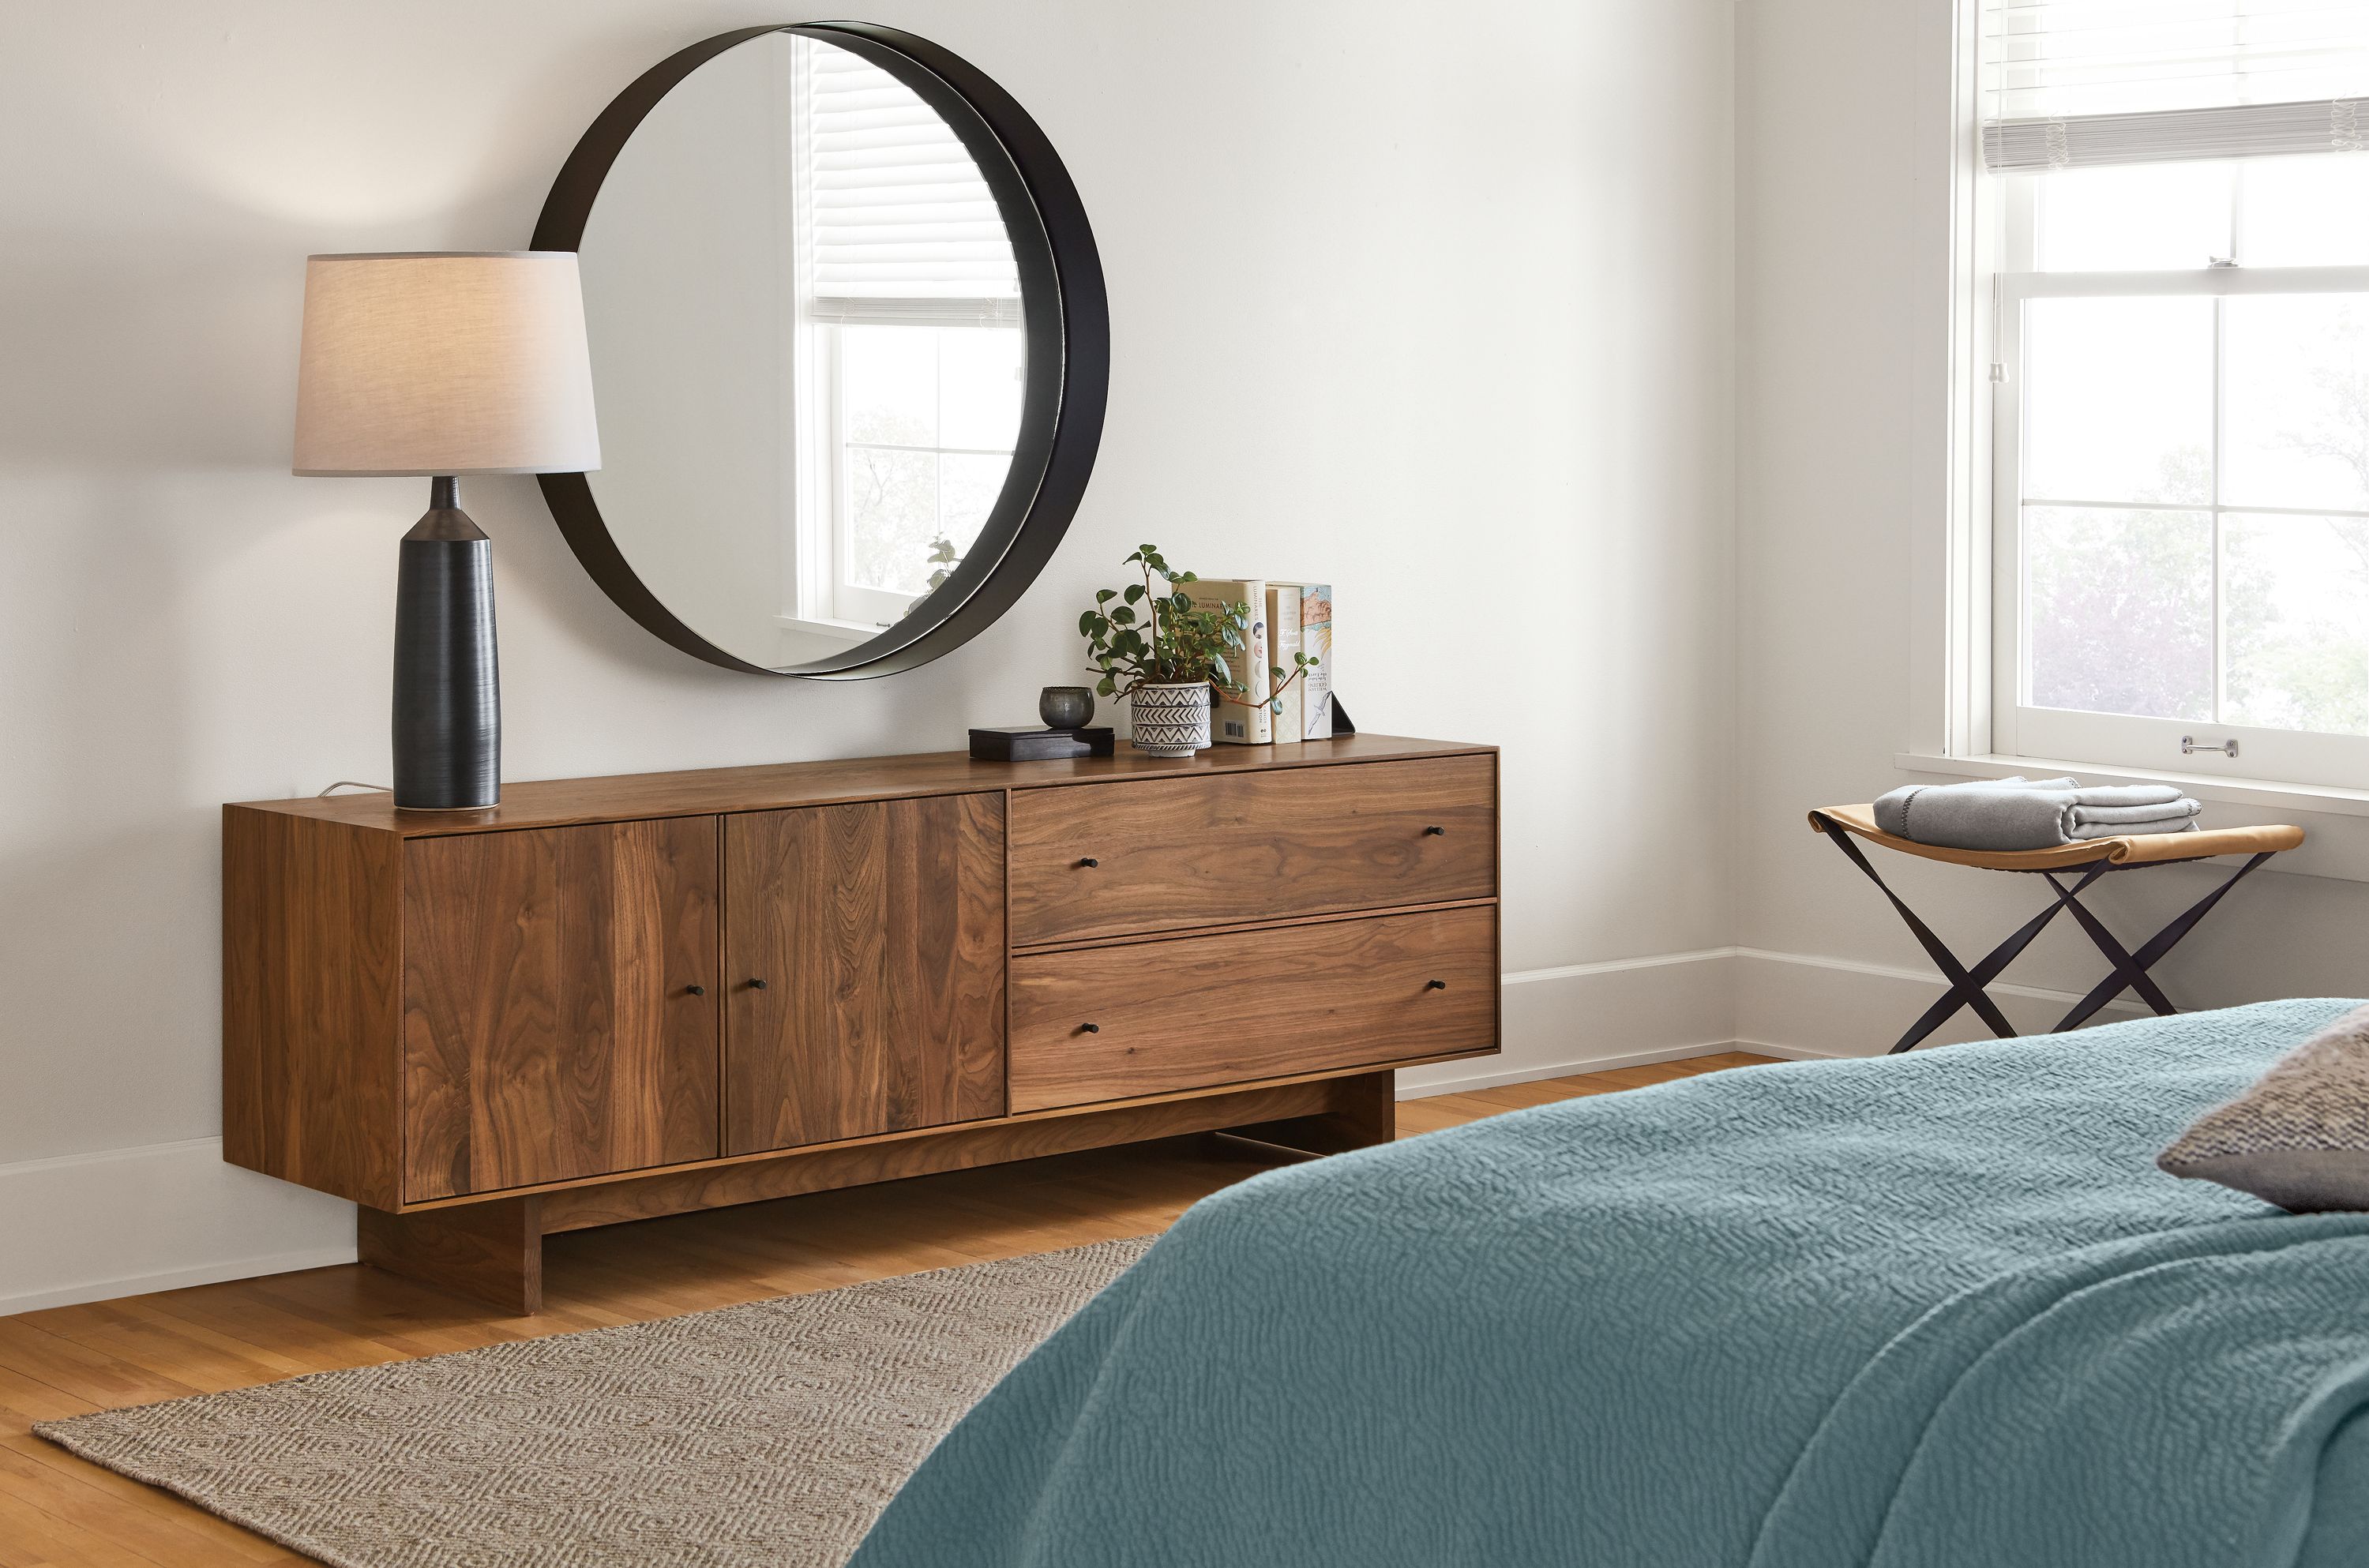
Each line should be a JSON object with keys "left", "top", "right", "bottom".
{"left": 0, "top": 0, "right": 1737, "bottom": 1311}
{"left": 1732, "top": 0, "right": 2369, "bottom": 1056}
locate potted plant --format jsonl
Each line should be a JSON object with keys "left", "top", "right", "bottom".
{"left": 1079, "top": 545, "right": 1317, "bottom": 756}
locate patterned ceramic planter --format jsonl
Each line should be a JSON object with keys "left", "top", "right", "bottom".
{"left": 1129, "top": 681, "right": 1211, "bottom": 756}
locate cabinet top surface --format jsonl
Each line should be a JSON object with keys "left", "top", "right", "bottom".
{"left": 229, "top": 733, "right": 1496, "bottom": 837}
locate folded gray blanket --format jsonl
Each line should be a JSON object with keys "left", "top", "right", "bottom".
{"left": 1873, "top": 776, "right": 2202, "bottom": 851}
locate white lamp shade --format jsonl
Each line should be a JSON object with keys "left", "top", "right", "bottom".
{"left": 293, "top": 252, "right": 602, "bottom": 477}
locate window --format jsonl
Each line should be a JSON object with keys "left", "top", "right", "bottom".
{"left": 1981, "top": 0, "right": 2369, "bottom": 786}
{"left": 824, "top": 324, "right": 1024, "bottom": 627}
{"left": 784, "top": 39, "right": 1024, "bottom": 632}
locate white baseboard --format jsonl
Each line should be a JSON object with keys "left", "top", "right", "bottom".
{"left": 3, "top": 943, "right": 2145, "bottom": 1315}
{"left": 1731, "top": 946, "right": 2146, "bottom": 1060}
{"left": 1744, "top": 1041, "right": 1860, "bottom": 1062}
{"left": 1396, "top": 1040, "right": 1741, "bottom": 1099}
{"left": 1395, "top": 947, "right": 1740, "bottom": 1098}
{"left": 0, "top": 1137, "right": 355, "bottom": 1317}
{"left": 1400, "top": 943, "right": 2157, "bottom": 1084}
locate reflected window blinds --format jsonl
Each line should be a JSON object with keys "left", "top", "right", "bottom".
{"left": 803, "top": 42, "right": 1020, "bottom": 320}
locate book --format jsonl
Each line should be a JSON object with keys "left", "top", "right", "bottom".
{"left": 1287, "top": 582, "right": 1334, "bottom": 740}
{"left": 1266, "top": 583, "right": 1304, "bottom": 744}
{"left": 1192, "top": 577, "right": 1271, "bottom": 743}
{"left": 967, "top": 726, "right": 1116, "bottom": 761}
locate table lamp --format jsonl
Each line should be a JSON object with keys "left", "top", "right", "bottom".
{"left": 292, "top": 252, "right": 600, "bottom": 810}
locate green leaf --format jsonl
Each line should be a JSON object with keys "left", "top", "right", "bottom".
{"left": 1096, "top": 588, "right": 1116, "bottom": 603}
{"left": 1076, "top": 610, "right": 1098, "bottom": 637}
{"left": 1123, "top": 583, "right": 1145, "bottom": 605}
{"left": 1095, "top": 676, "right": 1116, "bottom": 696}
{"left": 1109, "top": 606, "right": 1135, "bottom": 626}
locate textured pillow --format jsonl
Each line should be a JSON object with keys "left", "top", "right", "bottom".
{"left": 2159, "top": 1003, "right": 2369, "bottom": 1212}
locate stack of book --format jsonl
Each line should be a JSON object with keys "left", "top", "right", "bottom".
{"left": 1192, "top": 578, "right": 1335, "bottom": 745}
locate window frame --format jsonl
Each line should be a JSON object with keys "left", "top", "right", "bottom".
{"left": 1937, "top": 0, "right": 2369, "bottom": 798}
{"left": 1990, "top": 243, "right": 2369, "bottom": 790}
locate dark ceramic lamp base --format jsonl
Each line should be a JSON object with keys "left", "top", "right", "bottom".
{"left": 392, "top": 475, "right": 500, "bottom": 811}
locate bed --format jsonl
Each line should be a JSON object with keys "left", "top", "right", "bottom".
{"left": 850, "top": 998, "right": 2369, "bottom": 1568}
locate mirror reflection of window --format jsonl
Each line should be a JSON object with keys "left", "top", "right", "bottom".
{"left": 793, "top": 39, "right": 1024, "bottom": 630}
{"left": 573, "top": 32, "right": 1033, "bottom": 669}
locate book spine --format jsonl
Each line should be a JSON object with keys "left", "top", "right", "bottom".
{"left": 1267, "top": 585, "right": 1304, "bottom": 744}
{"left": 1299, "top": 584, "right": 1334, "bottom": 739}
{"left": 1202, "top": 580, "right": 1271, "bottom": 744}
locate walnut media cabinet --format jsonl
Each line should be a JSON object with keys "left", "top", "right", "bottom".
{"left": 223, "top": 734, "right": 1500, "bottom": 1311}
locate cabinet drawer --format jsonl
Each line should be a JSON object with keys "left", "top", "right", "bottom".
{"left": 1008, "top": 754, "right": 1496, "bottom": 946}
{"left": 1008, "top": 905, "right": 1497, "bottom": 1112}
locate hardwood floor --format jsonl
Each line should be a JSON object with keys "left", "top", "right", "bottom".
{"left": 0, "top": 1052, "right": 1770, "bottom": 1566}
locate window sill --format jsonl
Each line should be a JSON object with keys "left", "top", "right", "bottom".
{"left": 1894, "top": 752, "right": 2369, "bottom": 817}
{"left": 1891, "top": 752, "right": 2369, "bottom": 882}
{"left": 774, "top": 614, "right": 882, "bottom": 644}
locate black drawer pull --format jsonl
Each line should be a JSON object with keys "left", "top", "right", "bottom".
{"left": 685, "top": 984, "right": 707, "bottom": 997}
{"left": 1080, "top": 1022, "right": 1101, "bottom": 1033}
{"left": 1424, "top": 825, "right": 1446, "bottom": 836}
{"left": 1425, "top": 978, "right": 1447, "bottom": 991}
{"left": 1079, "top": 856, "right": 1100, "bottom": 868}
{"left": 748, "top": 978, "right": 768, "bottom": 990}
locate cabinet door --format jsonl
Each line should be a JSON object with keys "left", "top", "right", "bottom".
{"left": 404, "top": 816, "right": 721, "bottom": 1201}
{"left": 724, "top": 793, "right": 1004, "bottom": 1155}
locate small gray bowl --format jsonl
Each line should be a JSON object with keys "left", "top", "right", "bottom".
{"left": 1038, "top": 685, "right": 1096, "bottom": 729}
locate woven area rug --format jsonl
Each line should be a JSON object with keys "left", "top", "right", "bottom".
{"left": 36, "top": 1236, "right": 1152, "bottom": 1568}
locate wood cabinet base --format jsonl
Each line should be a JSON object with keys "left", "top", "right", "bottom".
{"left": 358, "top": 1196, "right": 544, "bottom": 1315}
{"left": 352, "top": 1072, "right": 1399, "bottom": 1312}
{"left": 1214, "top": 1071, "right": 1398, "bottom": 1162}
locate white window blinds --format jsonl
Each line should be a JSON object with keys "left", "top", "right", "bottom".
{"left": 804, "top": 43, "right": 1020, "bottom": 308}
{"left": 1983, "top": 0, "right": 2369, "bottom": 171}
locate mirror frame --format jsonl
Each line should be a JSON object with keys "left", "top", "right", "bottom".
{"left": 531, "top": 22, "right": 1108, "bottom": 678}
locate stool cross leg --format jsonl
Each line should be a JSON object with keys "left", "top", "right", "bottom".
{"left": 2039, "top": 870, "right": 2176, "bottom": 1021}
{"left": 2047, "top": 852, "right": 2276, "bottom": 1033}
{"left": 1817, "top": 818, "right": 2100, "bottom": 1052}
{"left": 1807, "top": 805, "right": 2300, "bottom": 1056}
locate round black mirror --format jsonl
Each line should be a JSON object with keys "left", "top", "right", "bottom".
{"left": 532, "top": 23, "right": 1107, "bottom": 677}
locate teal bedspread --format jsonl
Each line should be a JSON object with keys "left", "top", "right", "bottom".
{"left": 850, "top": 1000, "right": 2369, "bottom": 1568}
